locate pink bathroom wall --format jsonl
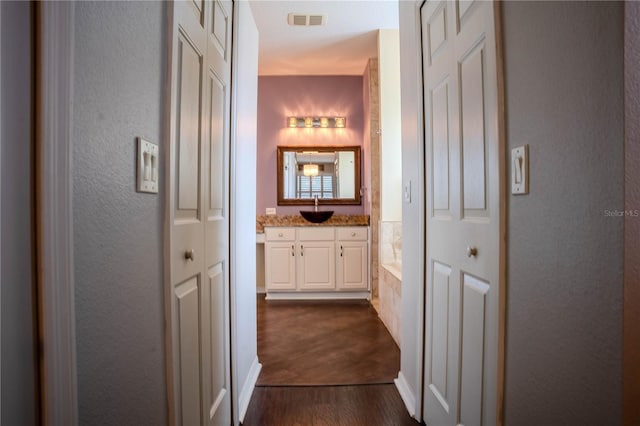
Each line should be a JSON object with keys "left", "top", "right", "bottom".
{"left": 256, "top": 75, "right": 365, "bottom": 215}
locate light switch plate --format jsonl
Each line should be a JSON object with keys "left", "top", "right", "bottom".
{"left": 404, "top": 180, "right": 412, "bottom": 203}
{"left": 137, "top": 138, "right": 159, "bottom": 194}
{"left": 511, "top": 145, "right": 528, "bottom": 195}
{"left": 266, "top": 208, "right": 276, "bottom": 215}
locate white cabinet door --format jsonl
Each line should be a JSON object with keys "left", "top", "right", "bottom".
{"left": 337, "top": 241, "right": 368, "bottom": 290}
{"left": 298, "top": 241, "right": 335, "bottom": 290}
{"left": 265, "top": 242, "right": 296, "bottom": 291}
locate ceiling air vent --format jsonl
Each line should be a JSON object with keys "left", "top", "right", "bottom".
{"left": 287, "top": 13, "right": 327, "bottom": 26}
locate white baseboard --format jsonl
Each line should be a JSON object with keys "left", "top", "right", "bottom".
{"left": 265, "top": 291, "right": 370, "bottom": 301}
{"left": 238, "top": 357, "right": 262, "bottom": 423}
{"left": 394, "top": 371, "right": 417, "bottom": 419}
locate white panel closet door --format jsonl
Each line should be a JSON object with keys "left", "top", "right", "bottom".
{"left": 421, "top": 1, "right": 504, "bottom": 425}
{"left": 167, "top": 1, "right": 233, "bottom": 425}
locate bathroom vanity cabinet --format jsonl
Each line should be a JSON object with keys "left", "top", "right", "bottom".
{"left": 264, "top": 226, "right": 369, "bottom": 299}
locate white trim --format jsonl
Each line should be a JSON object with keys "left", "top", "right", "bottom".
{"left": 399, "top": 0, "right": 427, "bottom": 421}
{"left": 265, "top": 291, "right": 371, "bottom": 301}
{"left": 0, "top": 4, "right": 3, "bottom": 422}
{"left": 37, "top": 2, "right": 78, "bottom": 425}
{"left": 237, "top": 357, "right": 262, "bottom": 424}
{"left": 394, "top": 372, "right": 417, "bottom": 419}
{"left": 414, "top": 0, "right": 427, "bottom": 419}
{"left": 229, "top": 1, "right": 241, "bottom": 424}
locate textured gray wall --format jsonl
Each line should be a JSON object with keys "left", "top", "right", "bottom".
{"left": 73, "top": 2, "right": 167, "bottom": 424}
{"left": 502, "top": 2, "right": 623, "bottom": 424}
{"left": 624, "top": 3, "right": 640, "bottom": 424}
{"left": 1, "top": 2, "right": 38, "bottom": 425}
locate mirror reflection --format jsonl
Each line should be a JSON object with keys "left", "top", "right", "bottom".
{"left": 277, "top": 146, "right": 361, "bottom": 205}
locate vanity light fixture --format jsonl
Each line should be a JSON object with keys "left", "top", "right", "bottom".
{"left": 303, "top": 164, "right": 319, "bottom": 176}
{"left": 286, "top": 116, "right": 347, "bottom": 129}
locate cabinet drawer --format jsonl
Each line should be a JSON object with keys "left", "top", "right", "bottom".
{"left": 298, "top": 227, "right": 335, "bottom": 241}
{"left": 265, "top": 227, "right": 296, "bottom": 241}
{"left": 337, "top": 227, "right": 368, "bottom": 241}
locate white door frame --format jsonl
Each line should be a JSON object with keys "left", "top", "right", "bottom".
{"left": 394, "top": 0, "right": 428, "bottom": 420}
{"left": 36, "top": 2, "right": 78, "bottom": 425}
{"left": 0, "top": 4, "right": 3, "bottom": 421}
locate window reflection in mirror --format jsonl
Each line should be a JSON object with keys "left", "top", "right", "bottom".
{"left": 277, "top": 146, "right": 361, "bottom": 205}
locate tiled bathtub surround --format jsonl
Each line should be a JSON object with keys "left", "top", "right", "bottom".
{"left": 379, "top": 221, "right": 402, "bottom": 267}
{"left": 364, "top": 58, "right": 381, "bottom": 299}
{"left": 378, "top": 221, "right": 402, "bottom": 346}
{"left": 256, "top": 214, "right": 370, "bottom": 233}
{"left": 379, "top": 265, "right": 402, "bottom": 346}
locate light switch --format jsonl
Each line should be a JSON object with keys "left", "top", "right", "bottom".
{"left": 266, "top": 208, "right": 276, "bottom": 215}
{"left": 404, "top": 180, "right": 412, "bottom": 203}
{"left": 511, "top": 145, "right": 528, "bottom": 195}
{"left": 137, "top": 138, "right": 159, "bottom": 194}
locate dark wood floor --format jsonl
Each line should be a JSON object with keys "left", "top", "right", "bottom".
{"left": 243, "top": 297, "right": 420, "bottom": 425}
{"left": 242, "top": 384, "right": 419, "bottom": 426}
{"left": 257, "top": 296, "right": 400, "bottom": 386}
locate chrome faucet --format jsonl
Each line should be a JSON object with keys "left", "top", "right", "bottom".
{"left": 314, "top": 195, "right": 319, "bottom": 212}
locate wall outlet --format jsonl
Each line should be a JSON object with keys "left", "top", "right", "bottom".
{"left": 266, "top": 207, "right": 276, "bottom": 215}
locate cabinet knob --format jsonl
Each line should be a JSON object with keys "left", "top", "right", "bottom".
{"left": 278, "top": 232, "right": 283, "bottom": 237}
{"left": 184, "top": 249, "right": 195, "bottom": 261}
{"left": 351, "top": 232, "right": 356, "bottom": 237}
{"left": 466, "top": 246, "right": 478, "bottom": 258}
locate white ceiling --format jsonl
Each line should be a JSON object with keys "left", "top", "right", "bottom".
{"left": 248, "top": 0, "right": 399, "bottom": 76}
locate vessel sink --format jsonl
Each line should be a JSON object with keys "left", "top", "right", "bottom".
{"left": 300, "top": 210, "right": 334, "bottom": 223}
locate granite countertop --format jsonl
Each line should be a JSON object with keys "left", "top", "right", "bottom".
{"left": 256, "top": 214, "right": 370, "bottom": 233}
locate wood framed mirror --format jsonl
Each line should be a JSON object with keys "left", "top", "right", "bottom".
{"left": 277, "top": 145, "right": 362, "bottom": 205}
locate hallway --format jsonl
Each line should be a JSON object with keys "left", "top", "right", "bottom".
{"left": 243, "top": 298, "right": 418, "bottom": 424}
{"left": 4, "top": 2, "right": 632, "bottom": 425}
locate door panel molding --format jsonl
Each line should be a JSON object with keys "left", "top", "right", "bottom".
{"left": 430, "top": 261, "right": 451, "bottom": 405}
{"left": 208, "top": 69, "right": 226, "bottom": 216}
{"left": 175, "top": 277, "right": 202, "bottom": 426}
{"left": 211, "top": 1, "right": 229, "bottom": 61}
{"left": 176, "top": 33, "right": 204, "bottom": 213}
{"left": 426, "top": 3, "right": 447, "bottom": 64}
{"left": 460, "top": 273, "right": 489, "bottom": 425}
{"left": 431, "top": 79, "right": 451, "bottom": 213}
{"left": 460, "top": 41, "right": 487, "bottom": 213}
